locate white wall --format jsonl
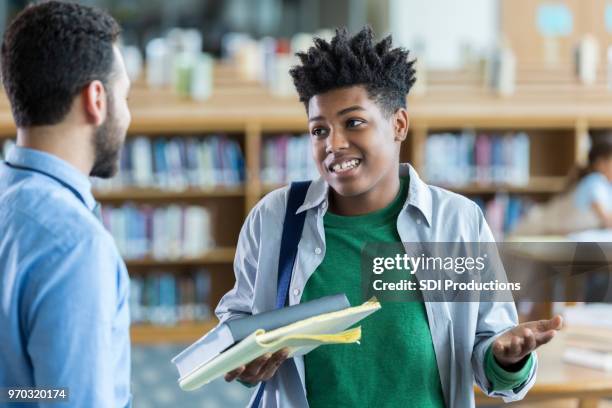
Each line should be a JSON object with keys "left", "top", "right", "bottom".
{"left": 389, "top": 0, "right": 499, "bottom": 69}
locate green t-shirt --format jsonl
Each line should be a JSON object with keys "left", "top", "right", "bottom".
{"left": 301, "top": 177, "right": 446, "bottom": 408}
{"left": 300, "top": 177, "right": 533, "bottom": 407}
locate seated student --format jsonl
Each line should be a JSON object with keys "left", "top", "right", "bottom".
{"left": 573, "top": 140, "right": 612, "bottom": 228}
{"left": 217, "top": 27, "right": 562, "bottom": 408}
{"left": 513, "top": 139, "right": 612, "bottom": 236}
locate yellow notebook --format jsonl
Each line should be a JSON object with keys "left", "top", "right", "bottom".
{"left": 178, "top": 298, "right": 381, "bottom": 391}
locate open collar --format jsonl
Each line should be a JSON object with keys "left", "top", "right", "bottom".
{"left": 295, "top": 162, "right": 433, "bottom": 227}
{"left": 6, "top": 146, "right": 97, "bottom": 211}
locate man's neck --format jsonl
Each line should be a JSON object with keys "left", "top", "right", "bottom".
{"left": 16, "top": 126, "right": 93, "bottom": 176}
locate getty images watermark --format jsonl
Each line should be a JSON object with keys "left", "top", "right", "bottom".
{"left": 360, "top": 242, "right": 612, "bottom": 303}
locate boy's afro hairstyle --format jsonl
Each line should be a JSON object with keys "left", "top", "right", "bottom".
{"left": 289, "top": 25, "right": 416, "bottom": 115}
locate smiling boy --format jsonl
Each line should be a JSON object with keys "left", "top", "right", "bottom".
{"left": 217, "top": 27, "right": 562, "bottom": 408}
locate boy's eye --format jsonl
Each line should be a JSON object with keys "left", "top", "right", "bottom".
{"left": 347, "top": 119, "right": 365, "bottom": 128}
{"left": 312, "top": 127, "right": 329, "bottom": 138}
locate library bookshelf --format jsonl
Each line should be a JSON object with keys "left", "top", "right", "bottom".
{"left": 1, "top": 65, "right": 612, "bottom": 345}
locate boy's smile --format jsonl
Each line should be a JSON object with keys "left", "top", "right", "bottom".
{"left": 307, "top": 85, "right": 408, "bottom": 215}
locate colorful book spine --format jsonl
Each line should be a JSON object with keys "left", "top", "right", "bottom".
{"left": 261, "top": 134, "right": 319, "bottom": 184}
{"left": 92, "top": 135, "right": 245, "bottom": 191}
{"left": 472, "top": 194, "right": 532, "bottom": 240}
{"left": 425, "top": 131, "right": 530, "bottom": 187}
{"left": 130, "top": 270, "right": 211, "bottom": 326}
{"left": 101, "top": 204, "right": 213, "bottom": 260}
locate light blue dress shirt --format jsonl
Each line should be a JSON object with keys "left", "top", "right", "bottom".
{"left": 574, "top": 172, "right": 612, "bottom": 212}
{"left": 216, "top": 163, "right": 537, "bottom": 408}
{"left": 0, "top": 146, "right": 131, "bottom": 408}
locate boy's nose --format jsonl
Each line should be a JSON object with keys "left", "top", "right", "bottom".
{"left": 325, "top": 130, "right": 349, "bottom": 154}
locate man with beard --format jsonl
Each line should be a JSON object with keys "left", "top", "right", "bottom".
{"left": 0, "top": 2, "right": 131, "bottom": 407}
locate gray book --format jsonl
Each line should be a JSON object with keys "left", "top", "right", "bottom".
{"left": 172, "top": 293, "right": 350, "bottom": 379}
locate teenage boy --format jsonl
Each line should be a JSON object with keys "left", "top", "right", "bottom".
{"left": 218, "top": 27, "right": 562, "bottom": 408}
{"left": 0, "top": 2, "right": 131, "bottom": 407}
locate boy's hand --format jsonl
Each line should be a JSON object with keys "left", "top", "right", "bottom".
{"left": 492, "top": 315, "right": 563, "bottom": 368}
{"left": 224, "top": 348, "right": 290, "bottom": 384}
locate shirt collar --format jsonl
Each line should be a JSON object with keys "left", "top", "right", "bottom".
{"left": 296, "top": 162, "right": 433, "bottom": 227}
{"left": 5, "top": 146, "right": 97, "bottom": 211}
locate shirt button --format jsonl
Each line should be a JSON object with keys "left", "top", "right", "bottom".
{"left": 322, "top": 202, "right": 328, "bottom": 210}
{"left": 416, "top": 219, "right": 421, "bottom": 225}
{"left": 293, "top": 288, "right": 301, "bottom": 296}
{"left": 314, "top": 247, "right": 322, "bottom": 255}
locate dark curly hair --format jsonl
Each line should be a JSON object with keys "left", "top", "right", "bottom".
{"left": 1, "top": 0, "right": 121, "bottom": 127}
{"left": 289, "top": 26, "right": 416, "bottom": 115}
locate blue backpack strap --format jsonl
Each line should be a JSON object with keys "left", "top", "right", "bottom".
{"left": 251, "top": 180, "right": 312, "bottom": 408}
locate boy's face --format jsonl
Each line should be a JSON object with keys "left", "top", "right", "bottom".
{"left": 307, "top": 86, "right": 407, "bottom": 197}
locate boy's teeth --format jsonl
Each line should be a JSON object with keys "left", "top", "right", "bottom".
{"left": 332, "top": 159, "right": 360, "bottom": 172}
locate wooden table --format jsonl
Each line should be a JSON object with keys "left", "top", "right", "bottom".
{"left": 475, "top": 332, "right": 612, "bottom": 407}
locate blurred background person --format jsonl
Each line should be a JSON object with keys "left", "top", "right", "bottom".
{"left": 513, "top": 137, "right": 612, "bottom": 236}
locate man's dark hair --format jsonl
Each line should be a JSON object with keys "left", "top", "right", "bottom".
{"left": 1, "top": 0, "right": 120, "bottom": 127}
{"left": 289, "top": 26, "right": 416, "bottom": 115}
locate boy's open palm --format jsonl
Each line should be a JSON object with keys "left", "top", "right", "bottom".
{"left": 492, "top": 315, "right": 563, "bottom": 367}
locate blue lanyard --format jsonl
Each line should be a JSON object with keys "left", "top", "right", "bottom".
{"left": 250, "top": 180, "right": 311, "bottom": 408}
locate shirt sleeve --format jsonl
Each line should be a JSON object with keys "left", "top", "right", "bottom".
{"left": 470, "top": 202, "right": 537, "bottom": 402}
{"left": 215, "top": 202, "right": 262, "bottom": 323}
{"left": 485, "top": 346, "right": 534, "bottom": 391}
{"left": 23, "top": 236, "right": 126, "bottom": 408}
{"left": 574, "top": 173, "right": 609, "bottom": 211}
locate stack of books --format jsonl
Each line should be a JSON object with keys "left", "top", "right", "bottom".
{"left": 425, "top": 131, "right": 530, "bottom": 187}
{"left": 562, "top": 304, "right": 612, "bottom": 371}
{"left": 101, "top": 204, "right": 213, "bottom": 260}
{"left": 92, "top": 135, "right": 245, "bottom": 191}
{"left": 130, "top": 270, "right": 211, "bottom": 326}
{"left": 172, "top": 295, "right": 381, "bottom": 391}
{"left": 261, "top": 134, "right": 319, "bottom": 184}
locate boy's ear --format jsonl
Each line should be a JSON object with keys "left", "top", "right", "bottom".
{"left": 392, "top": 108, "right": 409, "bottom": 142}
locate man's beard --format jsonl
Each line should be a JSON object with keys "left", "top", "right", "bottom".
{"left": 90, "top": 97, "right": 124, "bottom": 179}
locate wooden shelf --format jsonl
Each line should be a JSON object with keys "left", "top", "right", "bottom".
{"left": 4, "top": 76, "right": 612, "bottom": 134}
{"left": 125, "top": 247, "right": 235, "bottom": 267}
{"left": 432, "top": 177, "right": 567, "bottom": 195}
{"left": 131, "top": 321, "right": 217, "bottom": 345}
{"left": 94, "top": 186, "right": 245, "bottom": 201}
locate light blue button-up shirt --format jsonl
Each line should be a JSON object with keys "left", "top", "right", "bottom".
{"left": 216, "top": 163, "right": 537, "bottom": 408}
{"left": 0, "top": 146, "right": 131, "bottom": 408}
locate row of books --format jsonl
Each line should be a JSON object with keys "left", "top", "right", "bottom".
{"left": 101, "top": 204, "right": 213, "bottom": 260}
{"left": 130, "top": 271, "right": 212, "bottom": 326}
{"left": 425, "top": 131, "right": 530, "bottom": 187}
{"left": 142, "top": 29, "right": 213, "bottom": 100}
{"left": 261, "top": 134, "right": 319, "bottom": 184}
{"left": 222, "top": 31, "right": 333, "bottom": 97}
{"left": 92, "top": 136, "right": 244, "bottom": 191}
{"left": 473, "top": 194, "right": 532, "bottom": 240}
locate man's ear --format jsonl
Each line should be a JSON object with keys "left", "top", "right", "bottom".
{"left": 392, "top": 108, "right": 409, "bottom": 142}
{"left": 81, "top": 80, "right": 107, "bottom": 126}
